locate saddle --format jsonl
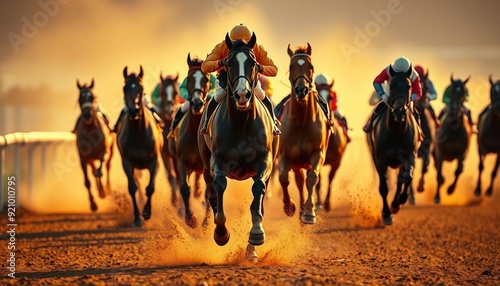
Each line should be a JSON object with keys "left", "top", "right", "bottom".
{"left": 167, "top": 113, "right": 187, "bottom": 140}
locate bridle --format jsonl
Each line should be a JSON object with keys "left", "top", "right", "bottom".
{"left": 289, "top": 53, "right": 314, "bottom": 89}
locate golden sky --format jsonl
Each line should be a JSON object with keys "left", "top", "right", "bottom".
{"left": 1, "top": 0, "right": 500, "bottom": 133}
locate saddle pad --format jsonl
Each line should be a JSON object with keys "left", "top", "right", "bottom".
{"left": 207, "top": 101, "right": 222, "bottom": 138}
{"left": 171, "top": 113, "right": 187, "bottom": 141}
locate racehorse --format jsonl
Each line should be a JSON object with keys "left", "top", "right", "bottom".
{"left": 278, "top": 43, "right": 330, "bottom": 224}
{"left": 168, "top": 53, "right": 210, "bottom": 228}
{"left": 116, "top": 66, "right": 164, "bottom": 227}
{"left": 197, "top": 33, "right": 279, "bottom": 261}
{"left": 158, "top": 73, "right": 181, "bottom": 207}
{"left": 314, "top": 81, "right": 348, "bottom": 212}
{"left": 434, "top": 75, "right": 473, "bottom": 204}
{"left": 75, "top": 79, "right": 114, "bottom": 211}
{"left": 411, "top": 69, "right": 437, "bottom": 202}
{"left": 474, "top": 75, "right": 500, "bottom": 197}
{"left": 366, "top": 68, "right": 420, "bottom": 225}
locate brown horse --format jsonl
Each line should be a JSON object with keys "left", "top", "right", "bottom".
{"left": 474, "top": 75, "right": 500, "bottom": 197}
{"left": 278, "top": 44, "right": 330, "bottom": 224}
{"left": 366, "top": 69, "right": 420, "bottom": 226}
{"left": 434, "top": 75, "right": 473, "bottom": 204}
{"left": 410, "top": 69, "right": 437, "bottom": 203}
{"left": 116, "top": 66, "right": 164, "bottom": 227}
{"left": 75, "top": 79, "right": 114, "bottom": 212}
{"left": 197, "top": 33, "right": 279, "bottom": 261}
{"left": 168, "top": 53, "right": 210, "bottom": 228}
{"left": 158, "top": 73, "right": 181, "bottom": 207}
{"left": 314, "top": 81, "right": 348, "bottom": 212}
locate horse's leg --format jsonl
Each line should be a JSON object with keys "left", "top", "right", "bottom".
{"left": 435, "top": 154, "right": 444, "bottom": 204}
{"left": 486, "top": 154, "right": 500, "bottom": 197}
{"left": 105, "top": 138, "right": 114, "bottom": 195}
{"left": 122, "top": 159, "right": 141, "bottom": 227}
{"left": 202, "top": 167, "right": 216, "bottom": 229}
{"left": 248, "top": 177, "right": 266, "bottom": 246}
{"left": 324, "top": 162, "right": 340, "bottom": 212}
{"left": 302, "top": 151, "right": 325, "bottom": 224}
{"left": 418, "top": 146, "right": 430, "bottom": 193}
{"left": 315, "top": 172, "right": 323, "bottom": 211}
{"left": 447, "top": 155, "right": 465, "bottom": 195}
{"left": 142, "top": 159, "right": 158, "bottom": 221}
{"left": 194, "top": 173, "right": 203, "bottom": 198}
{"left": 474, "top": 154, "right": 485, "bottom": 197}
{"left": 178, "top": 161, "right": 197, "bottom": 228}
{"left": 95, "top": 155, "right": 106, "bottom": 199}
{"left": 279, "top": 158, "right": 295, "bottom": 217}
{"left": 377, "top": 166, "right": 392, "bottom": 225}
{"left": 293, "top": 169, "right": 305, "bottom": 216}
{"left": 81, "top": 159, "right": 97, "bottom": 211}
{"left": 212, "top": 161, "right": 229, "bottom": 246}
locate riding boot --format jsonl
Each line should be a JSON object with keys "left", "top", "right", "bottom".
{"left": 149, "top": 107, "right": 165, "bottom": 129}
{"left": 112, "top": 109, "right": 127, "bottom": 133}
{"left": 316, "top": 96, "right": 334, "bottom": 133}
{"left": 262, "top": 96, "right": 281, "bottom": 135}
{"left": 200, "top": 98, "right": 219, "bottom": 134}
{"left": 363, "top": 103, "right": 386, "bottom": 133}
{"left": 98, "top": 112, "right": 112, "bottom": 132}
{"left": 274, "top": 94, "right": 290, "bottom": 119}
{"left": 72, "top": 117, "right": 82, "bottom": 134}
{"left": 413, "top": 108, "right": 424, "bottom": 141}
{"left": 166, "top": 108, "right": 186, "bottom": 139}
{"left": 341, "top": 116, "right": 351, "bottom": 143}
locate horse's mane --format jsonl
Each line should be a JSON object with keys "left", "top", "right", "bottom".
{"left": 189, "top": 57, "right": 204, "bottom": 67}
{"left": 292, "top": 46, "right": 309, "bottom": 55}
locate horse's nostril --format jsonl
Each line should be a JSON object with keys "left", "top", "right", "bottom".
{"left": 303, "top": 87, "right": 309, "bottom": 96}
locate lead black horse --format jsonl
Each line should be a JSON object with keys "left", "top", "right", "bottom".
{"left": 197, "top": 33, "right": 279, "bottom": 261}
{"left": 367, "top": 68, "right": 420, "bottom": 225}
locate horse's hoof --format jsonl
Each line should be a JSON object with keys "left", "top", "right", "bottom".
{"left": 474, "top": 187, "right": 482, "bottom": 197}
{"left": 90, "top": 201, "right": 98, "bottom": 212}
{"left": 300, "top": 212, "right": 316, "bottom": 224}
{"left": 143, "top": 208, "right": 152, "bottom": 220}
{"left": 134, "top": 218, "right": 142, "bottom": 228}
{"left": 408, "top": 196, "right": 416, "bottom": 206}
{"left": 248, "top": 232, "right": 265, "bottom": 246}
{"left": 417, "top": 183, "right": 425, "bottom": 193}
{"left": 486, "top": 187, "right": 493, "bottom": 197}
{"left": 382, "top": 215, "right": 393, "bottom": 226}
{"left": 284, "top": 201, "right": 296, "bottom": 217}
{"left": 315, "top": 203, "right": 323, "bottom": 212}
{"left": 390, "top": 205, "right": 400, "bottom": 214}
{"left": 214, "top": 227, "right": 230, "bottom": 246}
{"left": 447, "top": 185, "right": 455, "bottom": 195}
{"left": 324, "top": 201, "right": 331, "bottom": 212}
{"left": 186, "top": 214, "right": 198, "bottom": 229}
{"left": 434, "top": 197, "right": 441, "bottom": 204}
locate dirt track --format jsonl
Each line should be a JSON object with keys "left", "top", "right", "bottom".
{"left": 1, "top": 191, "right": 499, "bottom": 285}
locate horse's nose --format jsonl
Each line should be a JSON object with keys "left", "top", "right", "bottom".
{"left": 295, "top": 86, "right": 309, "bottom": 98}
{"left": 83, "top": 109, "right": 92, "bottom": 120}
{"left": 192, "top": 99, "right": 203, "bottom": 112}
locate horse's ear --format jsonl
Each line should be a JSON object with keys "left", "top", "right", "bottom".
{"left": 287, "top": 44, "right": 293, "bottom": 57}
{"left": 247, "top": 32, "right": 256, "bottom": 48}
{"left": 425, "top": 69, "right": 429, "bottom": 78}
{"left": 463, "top": 75, "right": 470, "bottom": 85}
{"left": 139, "top": 65, "right": 144, "bottom": 79}
{"left": 450, "top": 73, "right": 454, "bottom": 83}
{"left": 329, "top": 80, "right": 334, "bottom": 89}
{"left": 123, "top": 66, "right": 128, "bottom": 79}
{"left": 306, "top": 42, "right": 312, "bottom": 55}
{"left": 489, "top": 74, "right": 494, "bottom": 85}
{"left": 175, "top": 71, "right": 179, "bottom": 82}
{"left": 389, "top": 65, "right": 395, "bottom": 77}
{"left": 76, "top": 79, "right": 82, "bottom": 89}
{"left": 160, "top": 71, "right": 165, "bottom": 82}
{"left": 225, "top": 33, "right": 232, "bottom": 50}
{"left": 89, "top": 78, "right": 94, "bottom": 89}
{"left": 187, "top": 53, "right": 192, "bottom": 66}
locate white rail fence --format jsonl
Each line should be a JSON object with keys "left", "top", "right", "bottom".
{"left": 0, "top": 132, "right": 76, "bottom": 211}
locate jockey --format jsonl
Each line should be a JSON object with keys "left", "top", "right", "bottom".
{"left": 167, "top": 72, "right": 217, "bottom": 137}
{"left": 314, "top": 73, "right": 351, "bottom": 142}
{"left": 259, "top": 75, "right": 274, "bottom": 97}
{"left": 440, "top": 79, "right": 475, "bottom": 129}
{"left": 199, "top": 23, "right": 280, "bottom": 135}
{"left": 112, "top": 84, "right": 165, "bottom": 133}
{"left": 363, "top": 56, "right": 422, "bottom": 133}
{"left": 414, "top": 65, "right": 440, "bottom": 128}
